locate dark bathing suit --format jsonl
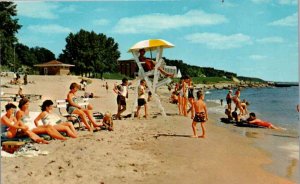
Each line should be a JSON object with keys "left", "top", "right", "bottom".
{"left": 188, "top": 88, "right": 194, "bottom": 99}
{"left": 193, "top": 112, "right": 206, "bottom": 123}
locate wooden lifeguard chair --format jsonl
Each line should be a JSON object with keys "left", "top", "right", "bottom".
{"left": 128, "top": 39, "right": 175, "bottom": 119}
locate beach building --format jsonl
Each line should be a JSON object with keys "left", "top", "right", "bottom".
{"left": 34, "top": 60, "right": 75, "bottom": 75}
{"left": 118, "top": 59, "right": 138, "bottom": 78}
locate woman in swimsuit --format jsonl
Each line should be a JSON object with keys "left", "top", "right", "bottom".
{"left": 247, "top": 112, "right": 283, "bottom": 130}
{"left": 181, "top": 77, "right": 189, "bottom": 116}
{"left": 67, "top": 83, "right": 102, "bottom": 132}
{"left": 175, "top": 80, "right": 183, "bottom": 115}
{"left": 186, "top": 76, "right": 195, "bottom": 119}
{"left": 232, "top": 87, "right": 244, "bottom": 115}
{"left": 1, "top": 103, "right": 49, "bottom": 144}
{"left": 34, "top": 100, "right": 78, "bottom": 138}
{"left": 15, "top": 98, "right": 67, "bottom": 140}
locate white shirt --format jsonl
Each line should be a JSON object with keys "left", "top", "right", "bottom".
{"left": 138, "top": 85, "right": 145, "bottom": 99}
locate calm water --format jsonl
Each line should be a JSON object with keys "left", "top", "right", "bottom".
{"left": 204, "top": 86, "right": 299, "bottom": 133}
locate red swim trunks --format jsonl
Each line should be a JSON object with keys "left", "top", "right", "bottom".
{"left": 256, "top": 121, "right": 272, "bottom": 128}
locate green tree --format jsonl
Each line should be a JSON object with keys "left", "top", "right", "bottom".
{"left": 0, "top": 2, "right": 22, "bottom": 69}
{"left": 15, "top": 43, "right": 37, "bottom": 66}
{"left": 31, "top": 47, "right": 55, "bottom": 64}
{"left": 59, "top": 29, "right": 120, "bottom": 77}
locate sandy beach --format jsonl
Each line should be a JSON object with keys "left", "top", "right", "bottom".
{"left": 0, "top": 75, "right": 297, "bottom": 184}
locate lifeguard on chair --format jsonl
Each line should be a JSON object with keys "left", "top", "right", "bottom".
{"left": 128, "top": 39, "right": 175, "bottom": 118}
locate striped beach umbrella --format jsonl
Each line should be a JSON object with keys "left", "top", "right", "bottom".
{"left": 128, "top": 39, "right": 174, "bottom": 52}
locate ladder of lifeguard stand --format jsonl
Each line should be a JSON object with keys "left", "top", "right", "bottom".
{"left": 130, "top": 47, "right": 170, "bottom": 119}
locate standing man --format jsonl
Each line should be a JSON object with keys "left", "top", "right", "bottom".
{"left": 113, "top": 78, "right": 131, "bottom": 120}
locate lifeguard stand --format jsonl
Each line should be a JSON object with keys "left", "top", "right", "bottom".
{"left": 128, "top": 39, "right": 174, "bottom": 119}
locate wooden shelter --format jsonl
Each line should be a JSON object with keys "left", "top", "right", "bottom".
{"left": 118, "top": 59, "right": 138, "bottom": 78}
{"left": 34, "top": 60, "right": 74, "bottom": 75}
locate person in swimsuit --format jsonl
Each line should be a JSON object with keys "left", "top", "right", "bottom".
{"left": 15, "top": 98, "right": 67, "bottom": 141}
{"left": 186, "top": 76, "right": 195, "bottom": 119}
{"left": 226, "top": 90, "right": 233, "bottom": 111}
{"left": 191, "top": 91, "right": 208, "bottom": 138}
{"left": 247, "top": 112, "right": 284, "bottom": 130}
{"left": 135, "top": 79, "right": 148, "bottom": 119}
{"left": 34, "top": 100, "right": 78, "bottom": 138}
{"left": 175, "top": 79, "right": 183, "bottom": 115}
{"left": 1, "top": 103, "right": 49, "bottom": 144}
{"left": 138, "top": 49, "right": 174, "bottom": 78}
{"left": 67, "top": 83, "right": 102, "bottom": 132}
{"left": 232, "top": 87, "right": 244, "bottom": 115}
{"left": 181, "top": 76, "right": 189, "bottom": 117}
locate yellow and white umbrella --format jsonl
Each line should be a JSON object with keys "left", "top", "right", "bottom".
{"left": 128, "top": 39, "right": 174, "bottom": 52}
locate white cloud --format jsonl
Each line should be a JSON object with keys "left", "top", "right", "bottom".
{"left": 256, "top": 36, "right": 284, "bottom": 43}
{"left": 269, "top": 13, "right": 297, "bottom": 26}
{"left": 58, "top": 5, "right": 77, "bottom": 13}
{"left": 17, "top": 2, "right": 59, "bottom": 19}
{"left": 113, "top": 10, "right": 228, "bottom": 34}
{"left": 92, "top": 19, "right": 110, "bottom": 26}
{"left": 278, "top": 0, "right": 297, "bottom": 5}
{"left": 27, "top": 24, "right": 72, "bottom": 34}
{"left": 251, "top": 0, "right": 271, "bottom": 3}
{"left": 184, "top": 33, "right": 252, "bottom": 49}
{"left": 249, "top": 55, "right": 267, "bottom": 60}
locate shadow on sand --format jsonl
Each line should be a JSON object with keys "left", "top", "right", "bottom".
{"left": 154, "top": 133, "right": 191, "bottom": 139}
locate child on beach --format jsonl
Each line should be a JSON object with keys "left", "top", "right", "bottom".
{"left": 102, "top": 111, "right": 114, "bottom": 131}
{"left": 1, "top": 103, "right": 49, "bottom": 144}
{"left": 135, "top": 79, "right": 148, "bottom": 119}
{"left": 191, "top": 91, "right": 208, "bottom": 138}
{"left": 113, "top": 78, "right": 131, "bottom": 120}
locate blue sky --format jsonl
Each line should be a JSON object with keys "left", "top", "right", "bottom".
{"left": 15, "top": 0, "right": 298, "bottom": 82}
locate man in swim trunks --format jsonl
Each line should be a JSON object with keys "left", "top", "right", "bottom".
{"left": 247, "top": 112, "right": 283, "bottom": 130}
{"left": 113, "top": 78, "right": 131, "bottom": 120}
{"left": 191, "top": 91, "right": 208, "bottom": 138}
{"left": 226, "top": 90, "right": 233, "bottom": 111}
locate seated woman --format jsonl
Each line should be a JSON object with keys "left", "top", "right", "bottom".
{"left": 16, "top": 98, "right": 67, "bottom": 140}
{"left": 34, "top": 100, "right": 78, "bottom": 138}
{"left": 138, "top": 49, "right": 174, "bottom": 78}
{"left": 240, "top": 99, "right": 249, "bottom": 115}
{"left": 1, "top": 103, "right": 49, "bottom": 144}
{"left": 247, "top": 112, "right": 284, "bottom": 130}
{"left": 67, "top": 83, "right": 102, "bottom": 132}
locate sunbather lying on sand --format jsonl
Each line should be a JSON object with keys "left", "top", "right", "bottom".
{"left": 1, "top": 103, "right": 49, "bottom": 144}
{"left": 247, "top": 112, "right": 285, "bottom": 130}
{"left": 16, "top": 98, "right": 67, "bottom": 140}
{"left": 34, "top": 100, "right": 78, "bottom": 138}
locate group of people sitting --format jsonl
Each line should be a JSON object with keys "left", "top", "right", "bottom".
{"left": 1, "top": 82, "right": 114, "bottom": 144}
{"left": 224, "top": 88, "right": 283, "bottom": 130}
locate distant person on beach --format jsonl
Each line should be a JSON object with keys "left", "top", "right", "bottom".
{"left": 297, "top": 104, "right": 299, "bottom": 112}
{"left": 18, "top": 86, "right": 25, "bottom": 98}
{"left": 226, "top": 90, "right": 233, "bottom": 111}
{"left": 67, "top": 83, "right": 102, "bottom": 132}
{"left": 191, "top": 91, "right": 208, "bottom": 138}
{"left": 1, "top": 103, "right": 49, "bottom": 144}
{"left": 240, "top": 99, "right": 249, "bottom": 115}
{"left": 135, "top": 79, "right": 148, "bottom": 119}
{"left": 175, "top": 79, "right": 183, "bottom": 115}
{"left": 113, "top": 78, "right": 131, "bottom": 120}
{"left": 186, "top": 76, "right": 195, "bottom": 119}
{"left": 220, "top": 99, "right": 223, "bottom": 106}
{"left": 232, "top": 87, "right": 244, "bottom": 115}
{"left": 23, "top": 74, "right": 28, "bottom": 85}
{"left": 34, "top": 100, "right": 78, "bottom": 138}
{"left": 16, "top": 98, "right": 67, "bottom": 140}
{"left": 247, "top": 112, "right": 284, "bottom": 130}
{"left": 138, "top": 49, "right": 174, "bottom": 78}
{"left": 181, "top": 76, "right": 189, "bottom": 117}
{"left": 105, "top": 82, "right": 109, "bottom": 93}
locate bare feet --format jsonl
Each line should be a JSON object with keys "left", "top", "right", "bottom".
{"left": 198, "top": 135, "right": 205, "bottom": 138}
{"left": 36, "top": 138, "right": 49, "bottom": 144}
{"left": 191, "top": 135, "right": 198, "bottom": 138}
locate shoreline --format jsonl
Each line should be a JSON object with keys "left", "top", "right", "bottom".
{"left": 0, "top": 75, "right": 297, "bottom": 184}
